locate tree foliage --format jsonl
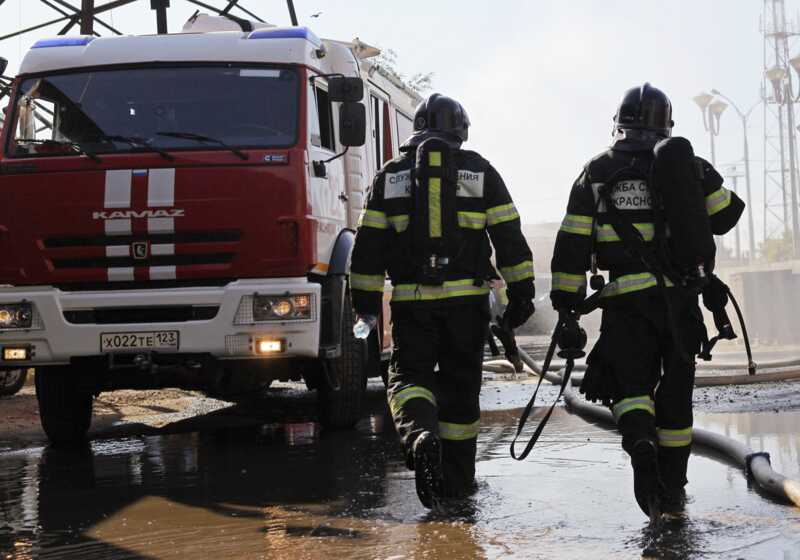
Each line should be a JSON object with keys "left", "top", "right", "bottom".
{"left": 374, "top": 48, "right": 433, "bottom": 95}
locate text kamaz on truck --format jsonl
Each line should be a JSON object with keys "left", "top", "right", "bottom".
{"left": 0, "top": 15, "right": 420, "bottom": 444}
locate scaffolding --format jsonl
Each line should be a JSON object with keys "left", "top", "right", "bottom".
{"left": 761, "top": 0, "right": 800, "bottom": 255}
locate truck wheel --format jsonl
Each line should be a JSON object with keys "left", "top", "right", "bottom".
{"left": 35, "top": 366, "right": 93, "bottom": 446}
{"left": 0, "top": 369, "right": 28, "bottom": 397}
{"left": 318, "top": 293, "right": 367, "bottom": 429}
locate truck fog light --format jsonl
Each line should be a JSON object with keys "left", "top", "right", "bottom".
{"left": 255, "top": 338, "right": 285, "bottom": 355}
{"left": 3, "top": 347, "right": 30, "bottom": 361}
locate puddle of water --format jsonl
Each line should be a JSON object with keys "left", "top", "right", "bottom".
{"left": 0, "top": 389, "right": 798, "bottom": 559}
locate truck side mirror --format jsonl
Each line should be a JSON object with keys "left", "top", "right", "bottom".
{"left": 339, "top": 102, "right": 366, "bottom": 147}
{"left": 328, "top": 76, "right": 363, "bottom": 103}
{"left": 0, "top": 57, "right": 8, "bottom": 76}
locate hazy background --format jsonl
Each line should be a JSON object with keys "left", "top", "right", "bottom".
{"left": 0, "top": 1, "right": 776, "bottom": 252}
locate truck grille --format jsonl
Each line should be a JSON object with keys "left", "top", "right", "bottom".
{"left": 51, "top": 253, "right": 233, "bottom": 269}
{"left": 42, "top": 230, "right": 241, "bottom": 271}
{"left": 63, "top": 305, "right": 219, "bottom": 325}
{"left": 43, "top": 231, "right": 241, "bottom": 248}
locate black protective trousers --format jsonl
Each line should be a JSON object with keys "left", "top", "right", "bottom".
{"left": 387, "top": 300, "right": 488, "bottom": 498}
{"left": 584, "top": 289, "right": 706, "bottom": 492}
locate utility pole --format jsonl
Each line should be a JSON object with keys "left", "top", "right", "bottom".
{"left": 80, "top": 0, "right": 94, "bottom": 35}
{"left": 287, "top": 0, "right": 298, "bottom": 25}
{"left": 151, "top": 0, "right": 170, "bottom": 34}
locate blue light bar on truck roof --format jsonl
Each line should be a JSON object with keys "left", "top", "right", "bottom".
{"left": 32, "top": 36, "right": 95, "bottom": 49}
{"left": 247, "top": 27, "right": 321, "bottom": 47}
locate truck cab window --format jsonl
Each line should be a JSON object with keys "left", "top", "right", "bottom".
{"left": 8, "top": 66, "right": 300, "bottom": 157}
{"left": 314, "top": 83, "right": 336, "bottom": 151}
{"left": 314, "top": 84, "right": 335, "bottom": 151}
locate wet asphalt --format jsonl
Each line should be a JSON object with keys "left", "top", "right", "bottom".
{"left": 1, "top": 379, "right": 799, "bottom": 559}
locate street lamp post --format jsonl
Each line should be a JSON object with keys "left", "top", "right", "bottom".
{"left": 724, "top": 165, "right": 745, "bottom": 260}
{"left": 693, "top": 92, "right": 718, "bottom": 165}
{"left": 711, "top": 89, "right": 759, "bottom": 261}
{"left": 694, "top": 92, "right": 728, "bottom": 253}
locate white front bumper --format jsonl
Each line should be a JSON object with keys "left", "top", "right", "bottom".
{"left": 0, "top": 278, "right": 321, "bottom": 366}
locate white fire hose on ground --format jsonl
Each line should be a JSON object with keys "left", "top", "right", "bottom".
{"left": 512, "top": 346, "right": 800, "bottom": 509}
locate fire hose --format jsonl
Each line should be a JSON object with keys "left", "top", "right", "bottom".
{"left": 513, "top": 344, "right": 800, "bottom": 509}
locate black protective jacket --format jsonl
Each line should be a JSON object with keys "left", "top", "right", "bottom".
{"left": 550, "top": 139, "right": 744, "bottom": 311}
{"left": 351, "top": 148, "right": 534, "bottom": 315}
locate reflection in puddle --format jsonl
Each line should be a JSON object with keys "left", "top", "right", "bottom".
{"left": 0, "top": 394, "right": 798, "bottom": 559}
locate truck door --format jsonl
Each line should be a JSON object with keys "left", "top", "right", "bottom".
{"left": 307, "top": 78, "right": 347, "bottom": 271}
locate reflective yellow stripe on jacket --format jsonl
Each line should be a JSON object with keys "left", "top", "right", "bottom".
{"left": 457, "top": 211, "right": 487, "bottom": 230}
{"left": 706, "top": 187, "right": 732, "bottom": 216}
{"left": 392, "top": 279, "right": 490, "bottom": 302}
{"left": 486, "top": 203, "right": 520, "bottom": 226}
{"left": 439, "top": 420, "right": 480, "bottom": 441}
{"left": 600, "top": 272, "right": 674, "bottom": 298}
{"left": 358, "top": 209, "right": 389, "bottom": 229}
{"left": 350, "top": 273, "right": 385, "bottom": 293}
{"left": 596, "top": 223, "right": 655, "bottom": 243}
{"left": 552, "top": 272, "right": 587, "bottom": 293}
{"left": 612, "top": 395, "right": 655, "bottom": 422}
{"left": 389, "top": 385, "right": 437, "bottom": 416}
{"left": 560, "top": 214, "right": 594, "bottom": 236}
{"left": 388, "top": 214, "right": 410, "bottom": 233}
{"left": 657, "top": 427, "right": 693, "bottom": 448}
{"left": 500, "top": 261, "right": 535, "bottom": 283}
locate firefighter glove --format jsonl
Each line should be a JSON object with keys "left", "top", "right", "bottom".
{"left": 556, "top": 310, "right": 587, "bottom": 359}
{"left": 503, "top": 296, "right": 535, "bottom": 330}
{"left": 701, "top": 275, "right": 729, "bottom": 313}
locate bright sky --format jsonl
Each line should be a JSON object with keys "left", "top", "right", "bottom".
{"left": 0, "top": 1, "right": 780, "bottom": 251}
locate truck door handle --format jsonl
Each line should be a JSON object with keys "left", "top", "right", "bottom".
{"left": 339, "top": 193, "right": 348, "bottom": 202}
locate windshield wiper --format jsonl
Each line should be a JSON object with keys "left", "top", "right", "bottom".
{"left": 156, "top": 131, "right": 249, "bottom": 161}
{"left": 16, "top": 138, "right": 102, "bottom": 163}
{"left": 100, "top": 135, "right": 175, "bottom": 161}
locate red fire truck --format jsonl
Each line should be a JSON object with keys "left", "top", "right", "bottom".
{"left": 0, "top": 15, "right": 420, "bottom": 444}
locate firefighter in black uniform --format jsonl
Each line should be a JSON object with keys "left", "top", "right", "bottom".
{"left": 550, "top": 84, "right": 744, "bottom": 517}
{"left": 350, "top": 94, "right": 535, "bottom": 508}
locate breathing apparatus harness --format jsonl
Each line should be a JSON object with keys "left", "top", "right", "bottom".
{"left": 510, "top": 142, "right": 755, "bottom": 461}
{"left": 586, "top": 152, "right": 754, "bottom": 373}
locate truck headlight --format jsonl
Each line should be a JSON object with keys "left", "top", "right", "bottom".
{"left": 0, "top": 303, "right": 34, "bottom": 329}
{"left": 235, "top": 294, "right": 314, "bottom": 324}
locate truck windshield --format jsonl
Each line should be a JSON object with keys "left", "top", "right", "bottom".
{"left": 8, "top": 65, "right": 299, "bottom": 157}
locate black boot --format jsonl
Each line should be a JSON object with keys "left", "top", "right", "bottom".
{"left": 413, "top": 431, "right": 444, "bottom": 509}
{"left": 631, "top": 438, "right": 663, "bottom": 520}
{"left": 619, "top": 410, "right": 662, "bottom": 519}
{"left": 659, "top": 446, "right": 690, "bottom": 514}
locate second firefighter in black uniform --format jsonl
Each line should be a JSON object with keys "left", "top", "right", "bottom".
{"left": 550, "top": 84, "right": 744, "bottom": 517}
{"left": 350, "top": 94, "right": 535, "bottom": 508}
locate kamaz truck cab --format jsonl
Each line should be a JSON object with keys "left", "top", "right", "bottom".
{"left": 0, "top": 15, "right": 420, "bottom": 444}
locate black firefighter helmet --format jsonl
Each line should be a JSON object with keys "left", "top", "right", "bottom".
{"left": 405, "top": 93, "right": 470, "bottom": 147}
{"left": 613, "top": 83, "right": 674, "bottom": 138}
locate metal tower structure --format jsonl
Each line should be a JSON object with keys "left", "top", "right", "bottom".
{"left": 761, "top": 0, "right": 800, "bottom": 256}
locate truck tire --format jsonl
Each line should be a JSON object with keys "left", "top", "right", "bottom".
{"left": 318, "top": 292, "right": 368, "bottom": 429}
{"left": 35, "top": 366, "right": 93, "bottom": 446}
{"left": 0, "top": 369, "right": 28, "bottom": 397}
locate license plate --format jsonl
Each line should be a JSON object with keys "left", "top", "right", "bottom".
{"left": 100, "top": 331, "right": 179, "bottom": 352}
